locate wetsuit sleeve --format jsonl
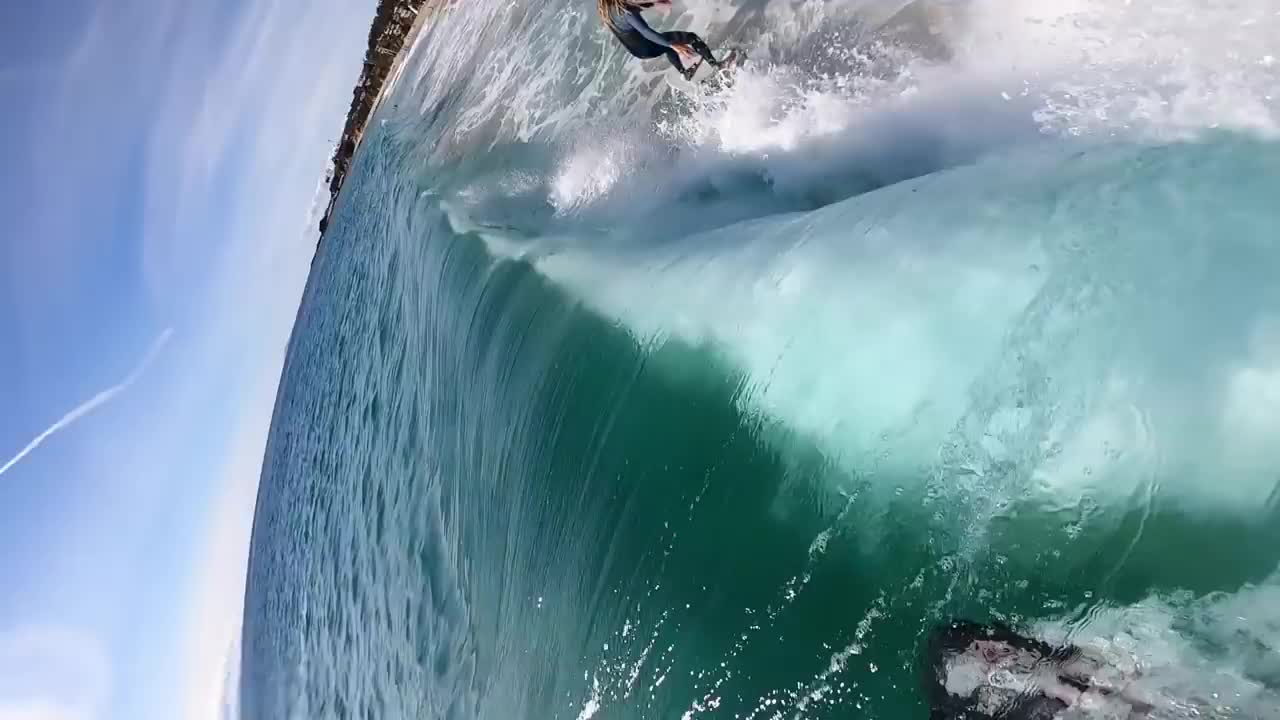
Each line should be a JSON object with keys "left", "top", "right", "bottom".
{"left": 622, "top": 10, "right": 672, "bottom": 48}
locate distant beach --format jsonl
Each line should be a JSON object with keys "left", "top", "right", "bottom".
{"left": 319, "top": 0, "right": 433, "bottom": 236}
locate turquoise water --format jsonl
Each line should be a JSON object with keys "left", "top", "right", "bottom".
{"left": 242, "top": 2, "right": 1280, "bottom": 718}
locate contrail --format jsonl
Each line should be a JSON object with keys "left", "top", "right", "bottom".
{"left": 0, "top": 328, "right": 175, "bottom": 478}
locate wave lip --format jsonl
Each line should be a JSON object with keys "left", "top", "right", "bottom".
{"left": 525, "top": 135, "right": 1280, "bottom": 520}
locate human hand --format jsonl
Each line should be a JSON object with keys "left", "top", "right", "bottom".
{"left": 672, "top": 43, "right": 699, "bottom": 67}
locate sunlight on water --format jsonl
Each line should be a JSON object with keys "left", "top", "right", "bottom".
{"left": 242, "top": 1, "right": 1280, "bottom": 719}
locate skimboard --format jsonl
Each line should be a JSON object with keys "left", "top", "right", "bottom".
{"left": 664, "top": 48, "right": 744, "bottom": 96}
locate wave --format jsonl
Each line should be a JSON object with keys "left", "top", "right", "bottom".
{"left": 243, "top": 1, "right": 1280, "bottom": 719}
{"left": 454, "top": 133, "right": 1280, "bottom": 516}
{"left": 410, "top": 0, "right": 1280, "bottom": 521}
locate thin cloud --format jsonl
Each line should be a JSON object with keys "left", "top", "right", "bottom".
{"left": 0, "top": 329, "right": 174, "bottom": 478}
{"left": 0, "top": 623, "right": 112, "bottom": 720}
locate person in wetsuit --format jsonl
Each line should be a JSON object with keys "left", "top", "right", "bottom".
{"left": 597, "top": 0, "right": 727, "bottom": 79}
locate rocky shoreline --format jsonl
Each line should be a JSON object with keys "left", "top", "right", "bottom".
{"left": 319, "top": 0, "right": 431, "bottom": 235}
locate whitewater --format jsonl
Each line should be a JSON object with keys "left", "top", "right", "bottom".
{"left": 241, "top": 1, "right": 1280, "bottom": 719}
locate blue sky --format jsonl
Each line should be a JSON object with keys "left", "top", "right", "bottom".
{"left": 0, "top": 0, "right": 376, "bottom": 718}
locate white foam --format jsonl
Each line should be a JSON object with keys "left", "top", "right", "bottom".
{"left": 550, "top": 135, "right": 635, "bottom": 214}
{"left": 945, "top": 0, "right": 1280, "bottom": 138}
{"left": 1033, "top": 575, "right": 1280, "bottom": 718}
{"left": 407, "top": 0, "right": 1279, "bottom": 160}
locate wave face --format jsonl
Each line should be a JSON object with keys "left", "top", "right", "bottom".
{"left": 241, "top": 1, "right": 1280, "bottom": 718}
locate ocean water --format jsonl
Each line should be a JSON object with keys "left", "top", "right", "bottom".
{"left": 240, "top": 1, "right": 1280, "bottom": 718}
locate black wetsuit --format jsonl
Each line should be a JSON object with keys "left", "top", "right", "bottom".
{"left": 604, "top": 5, "right": 720, "bottom": 78}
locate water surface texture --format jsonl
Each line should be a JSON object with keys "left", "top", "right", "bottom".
{"left": 242, "top": 1, "right": 1280, "bottom": 718}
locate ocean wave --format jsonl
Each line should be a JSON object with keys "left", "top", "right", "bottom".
{"left": 243, "top": 1, "right": 1280, "bottom": 718}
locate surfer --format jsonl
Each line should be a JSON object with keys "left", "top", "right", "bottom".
{"left": 597, "top": 0, "right": 732, "bottom": 80}
{"left": 924, "top": 620, "right": 1159, "bottom": 719}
